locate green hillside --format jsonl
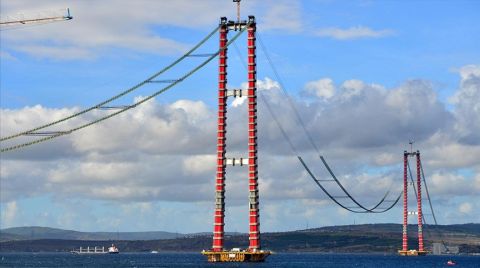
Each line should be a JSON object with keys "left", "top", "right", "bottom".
{"left": 1, "top": 223, "right": 479, "bottom": 253}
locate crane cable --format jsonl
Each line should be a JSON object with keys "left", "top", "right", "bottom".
{"left": 1, "top": 25, "right": 249, "bottom": 153}
{"left": 1, "top": 25, "right": 221, "bottom": 142}
{"left": 256, "top": 33, "right": 401, "bottom": 213}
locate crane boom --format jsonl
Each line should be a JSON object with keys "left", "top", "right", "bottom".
{"left": 0, "top": 8, "right": 72, "bottom": 26}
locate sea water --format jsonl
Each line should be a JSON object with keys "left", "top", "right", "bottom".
{"left": 0, "top": 252, "right": 478, "bottom": 268}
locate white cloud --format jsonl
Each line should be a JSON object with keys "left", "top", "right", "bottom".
{"left": 232, "top": 77, "right": 281, "bottom": 107}
{"left": 231, "top": 97, "right": 247, "bottom": 108}
{"left": 428, "top": 172, "right": 476, "bottom": 197}
{"left": 304, "top": 78, "right": 335, "bottom": 99}
{"left": 0, "top": 0, "right": 305, "bottom": 60}
{"left": 457, "top": 64, "right": 480, "bottom": 80}
{"left": 373, "top": 153, "right": 397, "bottom": 166}
{"left": 257, "top": 77, "right": 281, "bottom": 91}
{"left": 1, "top": 1, "right": 198, "bottom": 59}
{"left": 1, "top": 69, "right": 480, "bottom": 229}
{"left": 170, "top": 100, "right": 211, "bottom": 124}
{"left": 340, "top": 79, "right": 369, "bottom": 100}
{"left": 182, "top": 155, "right": 215, "bottom": 176}
{"left": 426, "top": 134, "right": 480, "bottom": 168}
{"left": 16, "top": 45, "right": 94, "bottom": 60}
{"left": 459, "top": 202, "right": 473, "bottom": 214}
{"left": 449, "top": 64, "right": 480, "bottom": 145}
{"left": 259, "top": 0, "right": 303, "bottom": 32}
{"left": 315, "top": 26, "right": 393, "bottom": 40}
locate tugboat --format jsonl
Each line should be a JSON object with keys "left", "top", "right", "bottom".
{"left": 108, "top": 244, "right": 119, "bottom": 254}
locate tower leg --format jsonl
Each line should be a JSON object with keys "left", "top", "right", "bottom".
{"left": 402, "top": 151, "right": 408, "bottom": 252}
{"left": 247, "top": 17, "right": 260, "bottom": 251}
{"left": 416, "top": 151, "right": 424, "bottom": 252}
{"left": 212, "top": 19, "right": 228, "bottom": 252}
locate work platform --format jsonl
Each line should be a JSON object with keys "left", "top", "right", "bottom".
{"left": 202, "top": 250, "right": 271, "bottom": 262}
{"left": 398, "top": 249, "right": 428, "bottom": 256}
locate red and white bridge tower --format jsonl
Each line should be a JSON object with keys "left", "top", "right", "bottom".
{"left": 202, "top": 16, "right": 270, "bottom": 262}
{"left": 399, "top": 150, "right": 426, "bottom": 256}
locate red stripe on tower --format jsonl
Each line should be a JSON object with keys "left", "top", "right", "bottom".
{"left": 416, "top": 151, "right": 424, "bottom": 252}
{"left": 247, "top": 17, "right": 260, "bottom": 251}
{"left": 212, "top": 18, "right": 228, "bottom": 252}
{"left": 402, "top": 151, "right": 408, "bottom": 252}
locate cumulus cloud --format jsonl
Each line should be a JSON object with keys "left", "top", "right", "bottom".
{"left": 1, "top": 71, "right": 480, "bottom": 228}
{"left": 299, "top": 79, "right": 452, "bottom": 149}
{"left": 315, "top": 26, "right": 393, "bottom": 40}
{"left": 450, "top": 64, "right": 480, "bottom": 145}
{"left": 427, "top": 172, "right": 477, "bottom": 197}
{"left": 1, "top": 1, "right": 199, "bottom": 59}
{"left": 232, "top": 77, "right": 281, "bottom": 107}
{"left": 0, "top": 99, "right": 215, "bottom": 203}
{"left": 0, "top": 0, "right": 305, "bottom": 60}
{"left": 304, "top": 78, "right": 336, "bottom": 99}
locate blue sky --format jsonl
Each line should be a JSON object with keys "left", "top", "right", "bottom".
{"left": 1, "top": 0, "right": 479, "bottom": 234}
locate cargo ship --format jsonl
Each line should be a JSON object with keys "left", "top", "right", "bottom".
{"left": 71, "top": 244, "right": 119, "bottom": 254}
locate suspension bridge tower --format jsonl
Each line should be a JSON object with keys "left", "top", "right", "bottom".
{"left": 398, "top": 148, "right": 427, "bottom": 256}
{"left": 201, "top": 14, "right": 271, "bottom": 263}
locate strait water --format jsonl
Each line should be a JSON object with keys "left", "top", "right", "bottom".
{"left": 0, "top": 252, "right": 479, "bottom": 268}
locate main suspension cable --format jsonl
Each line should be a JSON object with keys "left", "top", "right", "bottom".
{"left": 418, "top": 159, "right": 448, "bottom": 251}
{"left": 299, "top": 156, "right": 402, "bottom": 213}
{"left": 1, "top": 25, "right": 221, "bottom": 142}
{"left": 419, "top": 159, "right": 438, "bottom": 225}
{"left": 1, "top": 25, "right": 248, "bottom": 153}
{"left": 256, "top": 33, "right": 401, "bottom": 213}
{"left": 319, "top": 155, "right": 398, "bottom": 212}
{"left": 226, "top": 33, "right": 402, "bottom": 213}
{"left": 257, "top": 33, "right": 320, "bottom": 154}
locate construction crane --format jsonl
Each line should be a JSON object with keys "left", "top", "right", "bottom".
{"left": 233, "top": 0, "right": 241, "bottom": 22}
{"left": 0, "top": 8, "right": 72, "bottom": 27}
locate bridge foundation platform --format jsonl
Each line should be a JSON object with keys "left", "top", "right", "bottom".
{"left": 202, "top": 250, "right": 271, "bottom": 262}
{"left": 398, "top": 250, "right": 427, "bottom": 256}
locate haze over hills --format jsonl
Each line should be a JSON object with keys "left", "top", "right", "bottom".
{"left": 0, "top": 226, "right": 241, "bottom": 242}
{"left": 0, "top": 226, "right": 184, "bottom": 241}
{"left": 1, "top": 223, "right": 479, "bottom": 253}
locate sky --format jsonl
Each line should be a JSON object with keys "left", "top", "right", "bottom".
{"left": 0, "top": 0, "right": 479, "bottom": 234}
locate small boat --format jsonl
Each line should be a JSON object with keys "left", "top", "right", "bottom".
{"left": 151, "top": 250, "right": 159, "bottom": 254}
{"left": 108, "top": 244, "right": 119, "bottom": 254}
{"left": 447, "top": 260, "right": 456, "bottom": 266}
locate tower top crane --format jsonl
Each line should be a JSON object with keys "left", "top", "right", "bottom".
{"left": 0, "top": 8, "right": 72, "bottom": 27}
{"left": 233, "top": 0, "right": 241, "bottom": 22}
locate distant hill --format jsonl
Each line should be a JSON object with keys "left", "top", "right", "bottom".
{"left": 1, "top": 223, "right": 479, "bottom": 253}
{"left": 0, "top": 226, "right": 183, "bottom": 242}
{"left": 303, "top": 223, "right": 480, "bottom": 237}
